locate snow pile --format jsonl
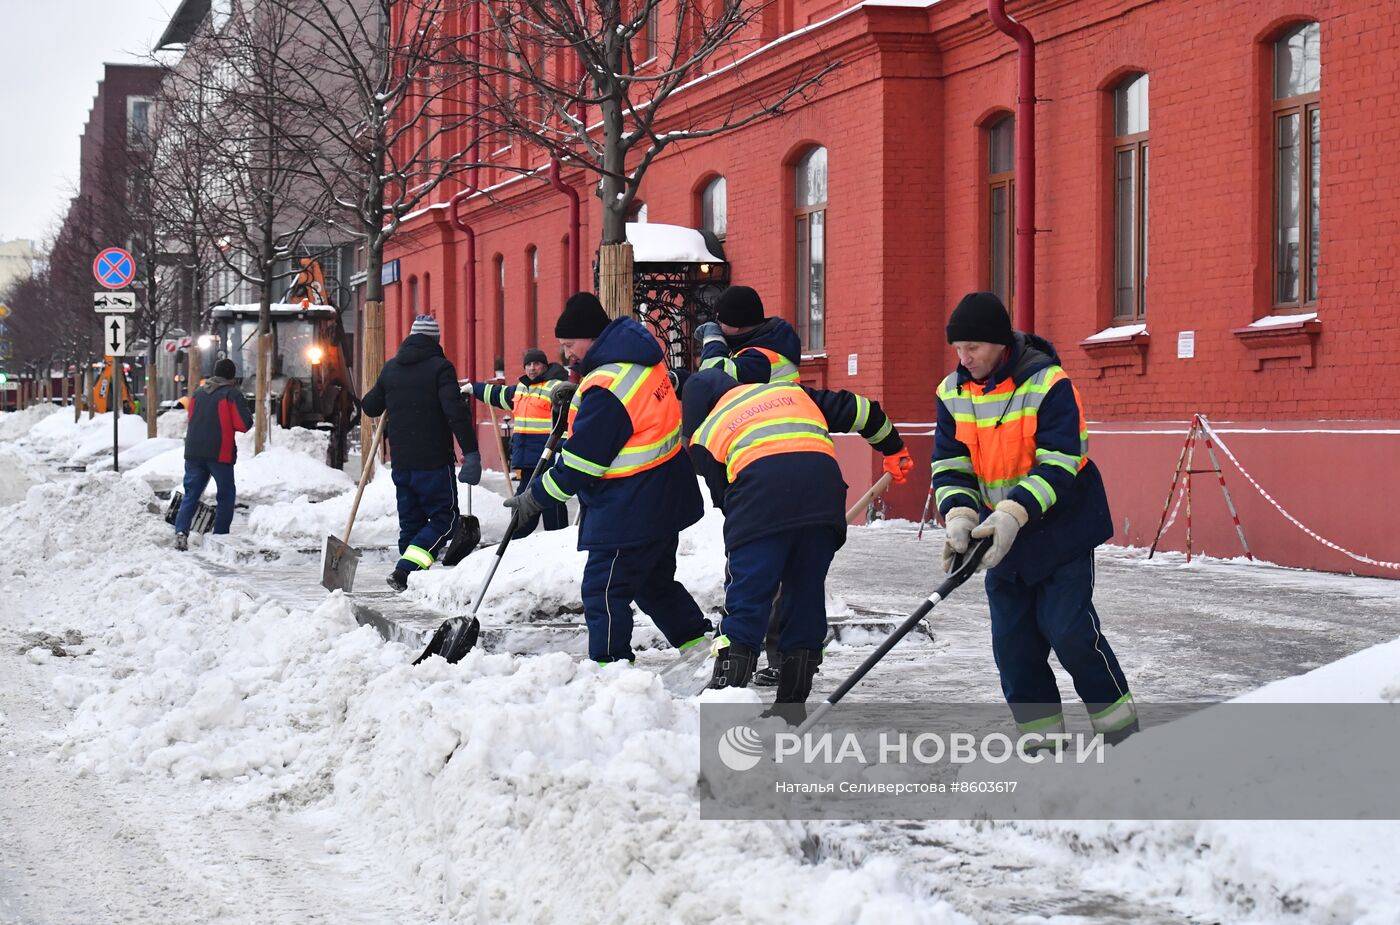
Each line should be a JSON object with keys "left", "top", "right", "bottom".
{"left": 4, "top": 475, "right": 962, "bottom": 924}
{"left": 950, "top": 639, "right": 1400, "bottom": 924}
{"left": 0, "top": 403, "right": 60, "bottom": 442}
{"left": 406, "top": 499, "right": 730, "bottom": 625}
{"left": 157, "top": 409, "right": 188, "bottom": 439}
{"left": 246, "top": 465, "right": 404, "bottom": 546}
{"left": 124, "top": 428, "right": 352, "bottom": 504}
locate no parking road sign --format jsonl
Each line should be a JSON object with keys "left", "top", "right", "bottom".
{"left": 93, "top": 247, "right": 136, "bottom": 290}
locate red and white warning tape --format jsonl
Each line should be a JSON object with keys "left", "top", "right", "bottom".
{"left": 1197, "top": 417, "right": 1400, "bottom": 571}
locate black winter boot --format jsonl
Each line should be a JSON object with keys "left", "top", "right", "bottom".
{"left": 775, "top": 649, "right": 823, "bottom": 704}
{"left": 708, "top": 641, "right": 758, "bottom": 690}
{"left": 386, "top": 569, "right": 409, "bottom": 592}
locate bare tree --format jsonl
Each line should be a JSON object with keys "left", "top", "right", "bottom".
{"left": 150, "top": 58, "right": 228, "bottom": 407}
{"left": 460, "top": 0, "right": 837, "bottom": 315}
{"left": 167, "top": 1, "right": 330, "bottom": 452}
{"left": 258, "top": 0, "right": 484, "bottom": 390}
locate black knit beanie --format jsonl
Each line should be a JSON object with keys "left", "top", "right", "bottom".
{"left": 946, "top": 291, "right": 1014, "bottom": 346}
{"left": 523, "top": 348, "right": 547, "bottom": 366}
{"left": 715, "top": 285, "right": 764, "bottom": 328}
{"left": 214, "top": 358, "right": 237, "bottom": 379}
{"left": 554, "top": 292, "right": 610, "bottom": 339}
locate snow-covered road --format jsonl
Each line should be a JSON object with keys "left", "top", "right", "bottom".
{"left": 2, "top": 404, "right": 1398, "bottom": 924}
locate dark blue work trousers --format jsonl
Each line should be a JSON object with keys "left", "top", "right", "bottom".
{"left": 986, "top": 551, "right": 1132, "bottom": 719}
{"left": 580, "top": 534, "right": 710, "bottom": 663}
{"left": 721, "top": 528, "right": 838, "bottom": 654}
{"left": 392, "top": 465, "right": 458, "bottom": 573}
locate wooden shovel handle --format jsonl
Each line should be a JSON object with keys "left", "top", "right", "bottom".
{"left": 845, "top": 472, "right": 895, "bottom": 525}
{"left": 484, "top": 399, "right": 514, "bottom": 497}
{"left": 341, "top": 414, "right": 388, "bottom": 544}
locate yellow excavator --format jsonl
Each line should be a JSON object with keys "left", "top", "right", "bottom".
{"left": 208, "top": 258, "right": 359, "bottom": 468}
{"left": 90, "top": 357, "right": 137, "bottom": 414}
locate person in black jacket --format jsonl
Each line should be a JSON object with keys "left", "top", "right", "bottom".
{"left": 682, "top": 367, "right": 912, "bottom": 704}
{"left": 361, "top": 314, "right": 481, "bottom": 592}
{"left": 174, "top": 358, "right": 253, "bottom": 550}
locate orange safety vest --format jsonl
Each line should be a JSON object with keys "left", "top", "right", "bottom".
{"left": 934, "top": 365, "right": 1089, "bottom": 513}
{"left": 512, "top": 380, "right": 568, "bottom": 434}
{"left": 691, "top": 381, "right": 834, "bottom": 481}
{"left": 741, "top": 347, "right": 800, "bottom": 383}
{"left": 563, "top": 362, "right": 681, "bottom": 478}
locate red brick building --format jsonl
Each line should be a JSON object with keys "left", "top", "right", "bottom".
{"left": 386, "top": 0, "right": 1400, "bottom": 578}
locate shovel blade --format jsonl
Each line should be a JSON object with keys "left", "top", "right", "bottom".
{"left": 321, "top": 534, "right": 361, "bottom": 592}
{"left": 440, "top": 514, "right": 482, "bottom": 567}
{"left": 413, "top": 616, "right": 481, "bottom": 665}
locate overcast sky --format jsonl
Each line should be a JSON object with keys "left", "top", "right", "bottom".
{"left": 0, "top": 1, "right": 178, "bottom": 247}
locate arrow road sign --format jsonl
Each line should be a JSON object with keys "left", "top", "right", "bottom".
{"left": 105, "top": 315, "right": 127, "bottom": 357}
{"left": 93, "top": 247, "right": 136, "bottom": 289}
{"left": 93, "top": 291, "right": 137, "bottom": 313}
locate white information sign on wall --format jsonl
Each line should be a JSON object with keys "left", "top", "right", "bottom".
{"left": 1177, "top": 331, "right": 1196, "bottom": 359}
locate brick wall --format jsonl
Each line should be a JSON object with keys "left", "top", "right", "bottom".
{"left": 385, "top": 0, "right": 1400, "bottom": 575}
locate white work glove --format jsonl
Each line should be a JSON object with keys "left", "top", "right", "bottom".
{"left": 940, "top": 507, "right": 980, "bottom": 573}
{"left": 969, "top": 500, "right": 1029, "bottom": 571}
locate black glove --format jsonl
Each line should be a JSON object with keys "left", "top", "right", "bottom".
{"left": 503, "top": 490, "right": 544, "bottom": 521}
{"left": 458, "top": 452, "right": 482, "bottom": 485}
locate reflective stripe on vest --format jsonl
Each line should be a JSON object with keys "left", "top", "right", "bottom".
{"left": 692, "top": 381, "right": 835, "bottom": 481}
{"left": 513, "top": 380, "right": 566, "bottom": 434}
{"left": 566, "top": 362, "right": 681, "bottom": 478}
{"left": 935, "top": 365, "right": 1089, "bottom": 511}
{"left": 740, "top": 346, "right": 800, "bottom": 383}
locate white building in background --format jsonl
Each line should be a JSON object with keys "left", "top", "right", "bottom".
{"left": 0, "top": 239, "right": 37, "bottom": 297}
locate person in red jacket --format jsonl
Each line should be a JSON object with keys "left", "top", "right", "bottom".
{"left": 174, "top": 358, "right": 253, "bottom": 550}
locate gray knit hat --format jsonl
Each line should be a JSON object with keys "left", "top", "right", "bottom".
{"left": 409, "top": 314, "right": 441, "bottom": 340}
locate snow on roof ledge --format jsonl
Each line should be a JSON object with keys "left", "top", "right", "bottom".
{"left": 625, "top": 223, "right": 723, "bottom": 264}
{"left": 1083, "top": 322, "right": 1147, "bottom": 342}
{"left": 1244, "top": 311, "right": 1318, "bottom": 328}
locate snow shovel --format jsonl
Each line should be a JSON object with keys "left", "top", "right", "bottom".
{"left": 795, "top": 536, "right": 993, "bottom": 736}
{"left": 414, "top": 393, "right": 571, "bottom": 665}
{"left": 320, "top": 414, "right": 388, "bottom": 592}
{"left": 845, "top": 472, "right": 894, "bottom": 525}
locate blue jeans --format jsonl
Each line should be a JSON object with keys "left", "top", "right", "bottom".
{"left": 175, "top": 459, "right": 237, "bottom": 534}
{"left": 580, "top": 534, "right": 710, "bottom": 663}
{"left": 392, "top": 465, "right": 458, "bottom": 572}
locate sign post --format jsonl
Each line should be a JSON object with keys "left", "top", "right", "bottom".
{"left": 94, "top": 247, "right": 136, "bottom": 472}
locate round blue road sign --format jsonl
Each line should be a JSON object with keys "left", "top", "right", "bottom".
{"left": 93, "top": 247, "right": 136, "bottom": 289}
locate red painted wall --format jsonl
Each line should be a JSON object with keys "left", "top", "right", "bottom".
{"left": 386, "top": 0, "right": 1400, "bottom": 578}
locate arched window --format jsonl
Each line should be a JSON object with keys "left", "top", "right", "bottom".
{"left": 701, "top": 176, "right": 727, "bottom": 241}
{"left": 986, "top": 116, "right": 1014, "bottom": 306}
{"left": 423, "top": 271, "right": 432, "bottom": 314}
{"left": 1113, "top": 74, "right": 1149, "bottom": 321}
{"left": 493, "top": 255, "right": 505, "bottom": 377}
{"left": 794, "top": 147, "right": 827, "bottom": 351}
{"left": 1273, "top": 22, "right": 1320, "bottom": 306}
{"left": 408, "top": 275, "right": 419, "bottom": 314}
{"left": 526, "top": 246, "right": 539, "bottom": 348}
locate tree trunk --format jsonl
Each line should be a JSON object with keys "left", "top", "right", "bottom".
{"left": 361, "top": 299, "right": 385, "bottom": 476}
{"left": 598, "top": 243, "right": 634, "bottom": 320}
{"left": 255, "top": 332, "right": 272, "bottom": 453}
{"left": 146, "top": 344, "right": 158, "bottom": 438}
{"left": 87, "top": 364, "right": 95, "bottom": 419}
{"left": 73, "top": 368, "right": 82, "bottom": 422}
